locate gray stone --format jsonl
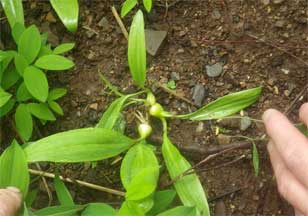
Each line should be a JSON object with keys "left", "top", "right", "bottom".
{"left": 98, "top": 17, "right": 110, "bottom": 30}
{"left": 171, "top": 72, "right": 180, "bottom": 81}
{"left": 192, "top": 84, "right": 205, "bottom": 106}
{"left": 273, "top": 0, "right": 284, "bottom": 4}
{"left": 86, "top": 30, "right": 95, "bottom": 38}
{"left": 212, "top": 9, "right": 221, "bottom": 20}
{"left": 240, "top": 117, "right": 252, "bottom": 131}
{"left": 275, "top": 20, "right": 285, "bottom": 28}
{"left": 145, "top": 29, "right": 167, "bottom": 56}
{"left": 206, "top": 62, "right": 223, "bottom": 77}
{"left": 217, "top": 134, "right": 231, "bottom": 145}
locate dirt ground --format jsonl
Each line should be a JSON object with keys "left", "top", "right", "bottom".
{"left": 3, "top": 0, "right": 308, "bottom": 215}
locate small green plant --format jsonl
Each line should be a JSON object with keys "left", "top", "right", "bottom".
{"left": 0, "top": 0, "right": 79, "bottom": 32}
{"left": 121, "top": 0, "right": 153, "bottom": 17}
{"left": 0, "top": 9, "right": 265, "bottom": 216}
{"left": 165, "top": 80, "right": 176, "bottom": 90}
{"left": 0, "top": 24, "right": 75, "bottom": 141}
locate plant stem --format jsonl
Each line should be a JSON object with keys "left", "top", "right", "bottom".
{"left": 28, "top": 169, "right": 125, "bottom": 197}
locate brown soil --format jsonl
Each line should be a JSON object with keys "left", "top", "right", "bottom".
{"left": 7, "top": 0, "right": 308, "bottom": 215}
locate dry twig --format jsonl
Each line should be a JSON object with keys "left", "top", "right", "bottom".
{"left": 111, "top": 6, "right": 128, "bottom": 40}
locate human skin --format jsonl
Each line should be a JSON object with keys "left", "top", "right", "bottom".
{"left": 263, "top": 103, "right": 308, "bottom": 216}
{"left": 0, "top": 187, "right": 22, "bottom": 216}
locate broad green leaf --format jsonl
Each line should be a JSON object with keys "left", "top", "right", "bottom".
{"left": 135, "top": 196, "right": 154, "bottom": 214}
{"left": 178, "top": 87, "right": 262, "bottom": 121}
{"left": 121, "top": 0, "right": 137, "bottom": 17}
{"left": 35, "top": 205, "right": 85, "bottom": 216}
{"left": 1, "top": 65, "right": 20, "bottom": 90}
{"left": 297, "top": 123, "right": 308, "bottom": 137}
{"left": 23, "top": 203, "right": 29, "bottom": 216}
{"left": 113, "top": 113, "right": 126, "bottom": 133}
{"left": 38, "top": 45, "right": 53, "bottom": 58}
{"left": 24, "top": 66, "right": 48, "bottom": 102}
{"left": 0, "top": 0, "right": 24, "bottom": 28}
{"left": 118, "top": 201, "right": 144, "bottom": 216}
{"left": 162, "top": 134, "right": 210, "bottom": 215}
{"left": 24, "top": 128, "right": 134, "bottom": 163}
{"left": 25, "top": 189, "right": 38, "bottom": 206}
{"left": 27, "top": 103, "right": 56, "bottom": 121}
{"left": 16, "top": 82, "right": 32, "bottom": 102}
{"left": 126, "top": 167, "right": 159, "bottom": 200}
{"left": 12, "top": 22, "right": 26, "bottom": 44}
{"left": 252, "top": 143, "right": 259, "bottom": 177}
{"left": 48, "top": 101, "right": 64, "bottom": 115}
{"left": 157, "top": 206, "right": 198, "bottom": 216}
{"left": 0, "top": 140, "right": 29, "bottom": 197}
{"left": 0, "top": 50, "right": 14, "bottom": 74}
{"left": 121, "top": 143, "right": 159, "bottom": 189}
{"left": 15, "top": 104, "right": 33, "bottom": 141}
{"left": 41, "top": 32, "right": 49, "bottom": 46}
{"left": 14, "top": 53, "right": 28, "bottom": 76}
{"left": 54, "top": 173, "right": 74, "bottom": 206}
{"left": 35, "top": 54, "right": 74, "bottom": 71}
{"left": 48, "top": 88, "right": 67, "bottom": 101}
{"left": 0, "top": 90, "right": 12, "bottom": 107}
{"left": 147, "top": 190, "right": 177, "bottom": 216}
{"left": 81, "top": 203, "right": 117, "bottom": 216}
{"left": 143, "top": 0, "right": 152, "bottom": 12}
{"left": 96, "top": 95, "right": 130, "bottom": 129}
{"left": 128, "top": 10, "right": 146, "bottom": 88}
{"left": 53, "top": 43, "right": 75, "bottom": 54}
{"left": 50, "top": 0, "right": 79, "bottom": 32}
{"left": 18, "top": 25, "right": 41, "bottom": 63}
{"left": 0, "top": 99, "right": 15, "bottom": 117}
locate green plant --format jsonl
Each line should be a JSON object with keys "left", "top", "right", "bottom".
{"left": 165, "top": 80, "right": 176, "bottom": 90}
{"left": 0, "top": 0, "right": 79, "bottom": 32}
{"left": 0, "top": 9, "right": 264, "bottom": 216}
{"left": 121, "top": 0, "right": 153, "bottom": 17}
{"left": 0, "top": 24, "right": 75, "bottom": 141}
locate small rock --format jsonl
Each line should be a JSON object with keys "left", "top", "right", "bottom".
{"left": 284, "top": 89, "right": 290, "bottom": 97}
{"left": 275, "top": 20, "right": 285, "bottom": 28}
{"left": 206, "top": 62, "right": 223, "bottom": 77}
{"left": 98, "top": 17, "right": 110, "bottom": 30}
{"left": 103, "top": 36, "right": 112, "bottom": 44}
{"left": 145, "top": 29, "right": 167, "bottom": 56}
{"left": 212, "top": 9, "right": 221, "bottom": 20}
{"left": 273, "top": 86, "right": 279, "bottom": 95}
{"left": 273, "top": 0, "right": 284, "bottom": 4}
{"left": 261, "top": 0, "right": 270, "bottom": 5}
{"left": 179, "top": 30, "right": 186, "bottom": 37}
{"left": 217, "top": 134, "right": 231, "bottom": 145}
{"left": 89, "top": 103, "right": 98, "bottom": 110}
{"left": 281, "top": 68, "right": 289, "bottom": 74}
{"left": 177, "top": 48, "right": 184, "bottom": 53}
{"left": 192, "top": 84, "right": 206, "bottom": 106}
{"left": 171, "top": 72, "right": 180, "bottom": 81}
{"left": 87, "top": 50, "right": 95, "bottom": 60}
{"left": 240, "top": 117, "right": 252, "bottom": 131}
{"left": 267, "top": 77, "right": 276, "bottom": 86}
{"left": 46, "top": 11, "right": 57, "bottom": 23}
{"left": 86, "top": 30, "right": 95, "bottom": 38}
{"left": 196, "top": 122, "right": 204, "bottom": 133}
{"left": 215, "top": 200, "right": 227, "bottom": 216}
{"left": 219, "top": 118, "right": 240, "bottom": 128}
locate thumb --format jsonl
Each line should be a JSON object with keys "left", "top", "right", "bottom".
{"left": 0, "top": 187, "right": 22, "bottom": 216}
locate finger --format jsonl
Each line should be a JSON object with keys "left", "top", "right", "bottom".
{"left": 295, "top": 209, "right": 305, "bottom": 216}
{"left": 299, "top": 103, "right": 308, "bottom": 127}
{"left": 267, "top": 142, "right": 308, "bottom": 215}
{"left": 263, "top": 109, "right": 308, "bottom": 188}
{"left": 0, "top": 188, "right": 22, "bottom": 216}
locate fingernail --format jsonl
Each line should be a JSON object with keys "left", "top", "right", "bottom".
{"left": 6, "top": 186, "right": 20, "bottom": 193}
{"left": 262, "top": 109, "right": 276, "bottom": 122}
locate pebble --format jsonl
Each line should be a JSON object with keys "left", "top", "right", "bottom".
{"left": 275, "top": 20, "right": 285, "bottom": 28}
{"left": 89, "top": 103, "right": 98, "bottom": 110}
{"left": 219, "top": 118, "right": 240, "bottom": 128}
{"left": 217, "top": 134, "right": 231, "bottom": 145}
{"left": 196, "top": 122, "right": 204, "bottom": 133}
{"left": 206, "top": 62, "right": 223, "bottom": 77}
{"left": 281, "top": 68, "right": 289, "bottom": 74}
{"left": 240, "top": 117, "right": 252, "bottom": 131}
{"left": 273, "top": 0, "right": 284, "bottom": 4}
{"left": 46, "top": 11, "right": 57, "bottom": 23}
{"left": 86, "top": 30, "right": 95, "bottom": 38}
{"left": 98, "top": 17, "right": 110, "bottom": 30}
{"left": 145, "top": 29, "right": 167, "bottom": 56}
{"left": 192, "top": 84, "right": 206, "bottom": 106}
{"left": 177, "top": 48, "right": 184, "bottom": 53}
{"left": 87, "top": 50, "right": 95, "bottom": 60}
{"left": 171, "top": 72, "right": 180, "bottom": 81}
{"left": 212, "top": 9, "right": 221, "bottom": 20}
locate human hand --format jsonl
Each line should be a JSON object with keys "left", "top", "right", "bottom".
{"left": 263, "top": 103, "right": 308, "bottom": 216}
{"left": 0, "top": 187, "right": 22, "bottom": 216}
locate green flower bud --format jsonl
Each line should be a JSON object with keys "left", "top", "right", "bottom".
{"left": 146, "top": 92, "right": 156, "bottom": 106}
{"left": 149, "top": 103, "right": 165, "bottom": 118}
{"left": 138, "top": 123, "right": 152, "bottom": 139}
